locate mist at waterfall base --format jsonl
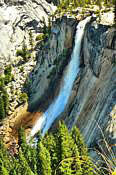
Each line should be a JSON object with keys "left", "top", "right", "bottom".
{"left": 30, "top": 17, "right": 91, "bottom": 140}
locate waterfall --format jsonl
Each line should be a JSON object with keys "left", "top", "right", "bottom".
{"left": 30, "top": 17, "right": 91, "bottom": 138}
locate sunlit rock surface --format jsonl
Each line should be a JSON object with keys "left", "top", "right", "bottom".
{"left": 0, "top": 0, "right": 54, "bottom": 64}
{"left": 28, "top": 17, "right": 77, "bottom": 112}
{"left": 64, "top": 21, "right": 116, "bottom": 151}
{"left": 0, "top": 0, "right": 115, "bottom": 157}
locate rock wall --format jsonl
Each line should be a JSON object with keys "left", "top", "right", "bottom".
{"left": 0, "top": 0, "right": 56, "bottom": 115}
{"left": 28, "top": 17, "right": 77, "bottom": 112}
{"left": 0, "top": 16, "right": 77, "bottom": 146}
{"left": 0, "top": 0, "right": 54, "bottom": 65}
{"left": 64, "top": 21, "right": 116, "bottom": 152}
{"left": 23, "top": 16, "right": 116, "bottom": 153}
{"left": 28, "top": 16, "right": 116, "bottom": 154}
{"left": 0, "top": 0, "right": 115, "bottom": 155}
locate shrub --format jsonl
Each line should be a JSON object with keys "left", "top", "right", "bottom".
{"left": 19, "top": 92, "right": 28, "bottom": 104}
{"left": 16, "top": 49, "right": 24, "bottom": 57}
{"left": 2, "top": 89, "right": 9, "bottom": 114}
{"left": 4, "top": 65, "right": 12, "bottom": 84}
{"left": 16, "top": 41, "right": 31, "bottom": 62}
{"left": 20, "top": 66, "right": 24, "bottom": 72}
{"left": 0, "top": 76, "right": 4, "bottom": 91}
{"left": 36, "top": 33, "right": 46, "bottom": 41}
{"left": 29, "top": 30, "right": 34, "bottom": 51}
{"left": 0, "top": 96, "right": 5, "bottom": 119}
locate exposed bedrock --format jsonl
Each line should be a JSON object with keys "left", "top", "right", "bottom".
{"left": 28, "top": 17, "right": 77, "bottom": 112}
{"left": 28, "top": 17, "right": 116, "bottom": 153}
{"left": 0, "top": 0, "right": 54, "bottom": 64}
{"left": 63, "top": 22, "right": 116, "bottom": 152}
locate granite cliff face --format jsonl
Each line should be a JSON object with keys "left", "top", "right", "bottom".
{"left": 28, "top": 17, "right": 77, "bottom": 112}
{"left": 0, "top": 0, "right": 115, "bottom": 156}
{"left": 0, "top": 0, "right": 56, "bottom": 144}
{"left": 64, "top": 22, "right": 116, "bottom": 152}
{"left": 0, "top": 0, "right": 54, "bottom": 64}
{"left": 28, "top": 17, "right": 116, "bottom": 153}
{"left": 0, "top": 0, "right": 56, "bottom": 115}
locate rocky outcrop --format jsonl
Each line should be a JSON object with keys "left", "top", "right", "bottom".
{"left": 0, "top": 0, "right": 54, "bottom": 64}
{"left": 0, "top": 0, "right": 115, "bottom": 158}
{"left": 0, "top": 0, "right": 55, "bottom": 143}
{"left": 64, "top": 21, "right": 116, "bottom": 152}
{"left": 0, "top": 15, "right": 77, "bottom": 146}
{"left": 28, "top": 16, "right": 116, "bottom": 155}
{"left": 0, "top": 0, "right": 56, "bottom": 115}
{"left": 28, "top": 17, "right": 77, "bottom": 112}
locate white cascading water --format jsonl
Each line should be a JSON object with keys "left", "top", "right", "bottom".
{"left": 30, "top": 17, "right": 91, "bottom": 138}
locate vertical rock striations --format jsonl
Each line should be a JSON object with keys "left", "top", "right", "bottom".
{"left": 65, "top": 21, "right": 116, "bottom": 152}
{"left": 28, "top": 17, "right": 77, "bottom": 112}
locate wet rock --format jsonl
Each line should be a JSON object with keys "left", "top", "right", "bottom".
{"left": 28, "top": 17, "right": 77, "bottom": 112}
{"left": 64, "top": 23, "right": 116, "bottom": 154}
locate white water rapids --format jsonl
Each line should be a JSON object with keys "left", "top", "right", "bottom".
{"left": 30, "top": 17, "right": 91, "bottom": 138}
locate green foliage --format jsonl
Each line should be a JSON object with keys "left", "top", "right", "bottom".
{"left": 113, "top": 1, "right": 116, "bottom": 25}
{"left": 48, "top": 16, "right": 52, "bottom": 35}
{"left": 41, "top": 16, "right": 51, "bottom": 37}
{"left": 2, "top": 89, "right": 9, "bottom": 115}
{"left": 19, "top": 66, "right": 24, "bottom": 72}
{"left": 16, "top": 41, "right": 31, "bottom": 62}
{"left": 18, "top": 128, "right": 37, "bottom": 174}
{"left": 0, "top": 86, "right": 9, "bottom": 119}
{"left": 17, "top": 149, "right": 34, "bottom": 175}
{"left": 4, "top": 65, "right": 12, "bottom": 84}
{"left": 29, "top": 30, "right": 34, "bottom": 51}
{"left": 36, "top": 33, "right": 47, "bottom": 41}
{"left": 0, "top": 77, "right": 4, "bottom": 91}
{"left": 0, "top": 123, "right": 98, "bottom": 175}
{"left": 0, "top": 96, "right": 5, "bottom": 119}
{"left": 71, "top": 126, "right": 88, "bottom": 156}
{"left": 37, "top": 142, "right": 52, "bottom": 175}
{"left": 19, "top": 92, "right": 28, "bottom": 104}
{"left": 18, "top": 127, "right": 27, "bottom": 148}
{"left": 16, "top": 49, "right": 24, "bottom": 57}
{"left": 0, "top": 165, "right": 9, "bottom": 175}
{"left": 42, "top": 133, "right": 59, "bottom": 175}
{"left": 42, "top": 16, "right": 47, "bottom": 34}
{"left": 0, "top": 67, "right": 11, "bottom": 119}
{"left": 55, "top": 0, "right": 115, "bottom": 18}
{"left": 0, "top": 140, "right": 13, "bottom": 172}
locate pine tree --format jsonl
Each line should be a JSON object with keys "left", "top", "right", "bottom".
{"left": 37, "top": 142, "right": 51, "bottom": 175}
{"left": 81, "top": 156, "right": 95, "bottom": 175}
{"left": 4, "top": 65, "right": 12, "bottom": 84}
{"left": 0, "top": 140, "right": 12, "bottom": 173}
{"left": 24, "top": 146, "right": 37, "bottom": 174}
{"left": 17, "top": 149, "right": 34, "bottom": 175}
{"left": 42, "top": 17, "right": 47, "bottom": 34}
{"left": 71, "top": 144, "right": 82, "bottom": 175}
{"left": 0, "top": 123, "right": 100, "bottom": 175}
{"left": 0, "top": 77, "right": 4, "bottom": 91}
{"left": 18, "top": 127, "right": 26, "bottom": 147}
{"left": 56, "top": 122, "right": 73, "bottom": 175}
{"left": 29, "top": 30, "right": 34, "bottom": 51}
{"left": 71, "top": 126, "right": 88, "bottom": 157}
{"left": 2, "top": 89, "right": 9, "bottom": 115}
{"left": 0, "top": 164, "right": 9, "bottom": 175}
{"left": 0, "top": 96, "right": 5, "bottom": 119}
{"left": 18, "top": 127, "right": 37, "bottom": 174}
{"left": 42, "top": 133, "right": 60, "bottom": 175}
{"left": 22, "top": 40, "right": 29, "bottom": 61}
